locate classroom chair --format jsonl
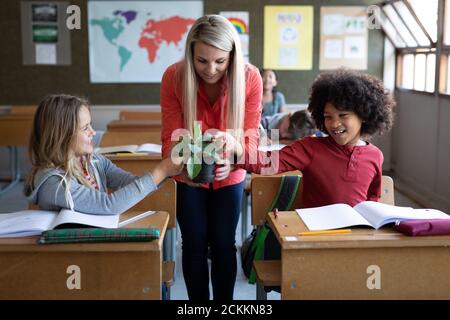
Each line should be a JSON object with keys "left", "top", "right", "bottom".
{"left": 250, "top": 173, "right": 303, "bottom": 300}
{"left": 119, "top": 111, "right": 161, "bottom": 121}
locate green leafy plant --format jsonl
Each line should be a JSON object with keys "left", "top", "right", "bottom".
{"left": 181, "top": 122, "right": 221, "bottom": 182}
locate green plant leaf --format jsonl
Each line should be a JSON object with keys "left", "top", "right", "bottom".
{"left": 187, "top": 155, "right": 202, "bottom": 179}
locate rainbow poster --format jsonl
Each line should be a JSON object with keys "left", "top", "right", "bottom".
{"left": 220, "top": 11, "right": 249, "bottom": 63}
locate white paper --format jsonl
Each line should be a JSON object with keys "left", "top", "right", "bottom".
{"left": 0, "top": 210, "right": 57, "bottom": 237}
{"left": 35, "top": 43, "right": 57, "bottom": 64}
{"left": 324, "top": 39, "right": 343, "bottom": 59}
{"left": 278, "top": 47, "right": 297, "bottom": 67}
{"left": 119, "top": 210, "right": 156, "bottom": 227}
{"left": 344, "top": 16, "right": 366, "bottom": 34}
{"left": 323, "top": 14, "right": 344, "bottom": 35}
{"left": 280, "top": 27, "right": 298, "bottom": 45}
{"left": 50, "top": 209, "right": 119, "bottom": 229}
{"left": 136, "top": 143, "right": 162, "bottom": 154}
{"left": 344, "top": 36, "right": 365, "bottom": 59}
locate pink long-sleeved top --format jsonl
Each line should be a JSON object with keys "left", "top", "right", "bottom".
{"left": 160, "top": 61, "right": 263, "bottom": 189}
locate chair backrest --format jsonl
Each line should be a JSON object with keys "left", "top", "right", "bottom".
{"left": 28, "top": 179, "right": 177, "bottom": 228}
{"left": 251, "top": 171, "right": 303, "bottom": 226}
{"left": 380, "top": 175, "right": 395, "bottom": 205}
{"left": 119, "top": 111, "right": 161, "bottom": 121}
{"left": 100, "top": 131, "right": 161, "bottom": 146}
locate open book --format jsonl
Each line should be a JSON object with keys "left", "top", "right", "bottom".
{"left": 95, "top": 143, "right": 161, "bottom": 155}
{"left": 0, "top": 209, "right": 155, "bottom": 238}
{"left": 296, "top": 201, "right": 450, "bottom": 231}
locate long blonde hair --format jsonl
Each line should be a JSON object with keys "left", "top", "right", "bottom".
{"left": 25, "top": 94, "right": 92, "bottom": 197}
{"left": 183, "top": 14, "right": 245, "bottom": 134}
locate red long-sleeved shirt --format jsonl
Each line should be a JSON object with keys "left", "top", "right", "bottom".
{"left": 243, "top": 136, "right": 383, "bottom": 208}
{"left": 160, "top": 61, "right": 262, "bottom": 189}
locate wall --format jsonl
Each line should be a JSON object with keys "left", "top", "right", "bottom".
{"left": 392, "top": 91, "right": 450, "bottom": 212}
{"left": 0, "top": 0, "right": 384, "bottom": 105}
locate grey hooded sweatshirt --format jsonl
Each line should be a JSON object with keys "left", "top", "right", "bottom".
{"left": 27, "top": 154, "right": 158, "bottom": 215}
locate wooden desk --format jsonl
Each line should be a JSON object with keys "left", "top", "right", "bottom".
{"left": 268, "top": 211, "right": 450, "bottom": 299}
{"left": 0, "top": 211, "right": 168, "bottom": 300}
{"left": 107, "top": 119, "right": 161, "bottom": 132}
{"left": 106, "top": 154, "right": 162, "bottom": 173}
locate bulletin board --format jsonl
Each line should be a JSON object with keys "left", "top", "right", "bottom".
{"left": 319, "top": 6, "right": 368, "bottom": 70}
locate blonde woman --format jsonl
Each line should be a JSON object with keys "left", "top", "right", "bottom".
{"left": 25, "top": 94, "right": 182, "bottom": 214}
{"left": 160, "top": 15, "right": 262, "bottom": 300}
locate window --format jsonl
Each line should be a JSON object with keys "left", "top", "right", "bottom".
{"left": 381, "top": 0, "right": 439, "bottom": 93}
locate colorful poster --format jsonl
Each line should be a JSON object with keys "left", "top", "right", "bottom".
{"left": 263, "top": 6, "right": 313, "bottom": 70}
{"left": 88, "top": 1, "right": 203, "bottom": 83}
{"left": 220, "top": 11, "right": 250, "bottom": 63}
{"left": 319, "top": 7, "right": 368, "bottom": 70}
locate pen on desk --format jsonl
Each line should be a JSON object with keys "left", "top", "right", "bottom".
{"left": 273, "top": 208, "right": 278, "bottom": 219}
{"left": 299, "top": 229, "right": 352, "bottom": 236}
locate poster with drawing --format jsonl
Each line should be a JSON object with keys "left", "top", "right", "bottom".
{"left": 263, "top": 6, "right": 313, "bottom": 70}
{"left": 319, "top": 6, "right": 368, "bottom": 70}
{"left": 220, "top": 11, "right": 250, "bottom": 63}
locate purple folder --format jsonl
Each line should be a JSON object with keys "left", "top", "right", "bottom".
{"left": 394, "top": 219, "right": 450, "bottom": 236}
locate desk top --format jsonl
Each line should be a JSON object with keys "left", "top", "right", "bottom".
{"left": 107, "top": 119, "right": 161, "bottom": 132}
{"left": 0, "top": 211, "right": 169, "bottom": 252}
{"left": 268, "top": 211, "right": 450, "bottom": 250}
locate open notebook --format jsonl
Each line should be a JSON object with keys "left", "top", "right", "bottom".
{"left": 296, "top": 201, "right": 450, "bottom": 231}
{"left": 0, "top": 209, "right": 155, "bottom": 238}
{"left": 95, "top": 143, "right": 161, "bottom": 155}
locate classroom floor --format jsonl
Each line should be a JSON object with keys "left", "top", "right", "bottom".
{"left": 0, "top": 180, "right": 422, "bottom": 300}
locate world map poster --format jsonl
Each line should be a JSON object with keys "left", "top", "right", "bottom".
{"left": 88, "top": 1, "right": 203, "bottom": 83}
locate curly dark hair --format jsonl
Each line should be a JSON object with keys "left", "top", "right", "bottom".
{"left": 307, "top": 69, "right": 395, "bottom": 137}
{"left": 288, "top": 110, "right": 317, "bottom": 140}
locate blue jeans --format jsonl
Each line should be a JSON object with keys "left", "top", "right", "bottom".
{"left": 177, "top": 181, "right": 244, "bottom": 300}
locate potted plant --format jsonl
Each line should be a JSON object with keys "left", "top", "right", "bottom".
{"left": 178, "top": 122, "right": 221, "bottom": 184}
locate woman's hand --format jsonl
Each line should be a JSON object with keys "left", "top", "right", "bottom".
{"left": 212, "top": 131, "right": 243, "bottom": 160}
{"left": 215, "top": 158, "right": 231, "bottom": 181}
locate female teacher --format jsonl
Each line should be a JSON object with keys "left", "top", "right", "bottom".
{"left": 160, "top": 14, "right": 262, "bottom": 300}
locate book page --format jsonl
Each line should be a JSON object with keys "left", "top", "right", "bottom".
{"left": 50, "top": 210, "right": 120, "bottom": 230}
{"left": 135, "top": 143, "right": 162, "bottom": 154}
{"left": 296, "top": 203, "right": 373, "bottom": 231}
{"left": 354, "top": 201, "right": 450, "bottom": 229}
{"left": 95, "top": 145, "right": 138, "bottom": 154}
{"left": 0, "top": 210, "right": 57, "bottom": 237}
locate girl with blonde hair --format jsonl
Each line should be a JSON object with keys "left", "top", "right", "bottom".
{"left": 160, "top": 14, "right": 262, "bottom": 300}
{"left": 25, "top": 94, "right": 182, "bottom": 214}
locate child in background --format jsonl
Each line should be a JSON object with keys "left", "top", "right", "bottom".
{"left": 25, "top": 94, "right": 182, "bottom": 214}
{"left": 261, "top": 69, "right": 286, "bottom": 116}
{"left": 242, "top": 69, "right": 395, "bottom": 208}
{"left": 259, "top": 109, "right": 319, "bottom": 144}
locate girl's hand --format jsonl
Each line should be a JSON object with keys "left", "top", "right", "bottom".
{"left": 178, "top": 167, "right": 204, "bottom": 187}
{"left": 151, "top": 156, "right": 184, "bottom": 185}
{"left": 215, "top": 158, "right": 231, "bottom": 181}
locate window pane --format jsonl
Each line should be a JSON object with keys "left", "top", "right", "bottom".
{"left": 403, "top": 54, "right": 414, "bottom": 89}
{"left": 408, "top": 0, "right": 438, "bottom": 42}
{"left": 380, "top": 10, "right": 406, "bottom": 48}
{"left": 414, "top": 54, "right": 426, "bottom": 91}
{"left": 394, "top": 1, "right": 430, "bottom": 46}
{"left": 383, "top": 4, "right": 417, "bottom": 47}
{"left": 445, "top": 0, "right": 450, "bottom": 45}
{"left": 426, "top": 54, "right": 435, "bottom": 92}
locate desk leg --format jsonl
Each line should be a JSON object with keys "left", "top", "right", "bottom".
{"left": 241, "top": 191, "right": 250, "bottom": 241}
{"left": 163, "top": 227, "right": 177, "bottom": 262}
{"left": 0, "top": 146, "right": 21, "bottom": 197}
